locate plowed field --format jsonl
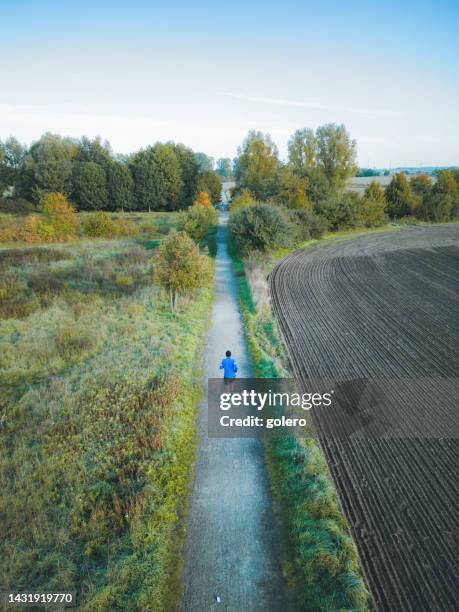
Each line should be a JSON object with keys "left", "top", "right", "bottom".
{"left": 270, "top": 226, "right": 459, "bottom": 611}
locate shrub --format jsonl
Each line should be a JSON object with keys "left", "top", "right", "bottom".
{"left": 385, "top": 173, "right": 417, "bottom": 218}
{"left": 154, "top": 231, "right": 212, "bottom": 311}
{"left": 229, "top": 203, "right": 294, "bottom": 254}
{"left": 194, "top": 191, "right": 212, "bottom": 208}
{"left": 287, "top": 209, "right": 327, "bottom": 242}
{"left": 0, "top": 216, "right": 20, "bottom": 242}
{"left": 177, "top": 203, "right": 218, "bottom": 243}
{"left": 316, "top": 192, "right": 361, "bottom": 231}
{"left": 40, "top": 192, "right": 79, "bottom": 240}
{"left": 360, "top": 181, "right": 387, "bottom": 227}
{"left": 82, "top": 211, "right": 116, "bottom": 237}
{"left": 17, "top": 214, "right": 45, "bottom": 243}
{"left": 230, "top": 189, "right": 256, "bottom": 212}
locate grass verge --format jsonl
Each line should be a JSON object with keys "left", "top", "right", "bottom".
{"left": 228, "top": 237, "right": 370, "bottom": 611}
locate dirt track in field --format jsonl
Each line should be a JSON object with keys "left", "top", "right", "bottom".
{"left": 270, "top": 225, "right": 459, "bottom": 611}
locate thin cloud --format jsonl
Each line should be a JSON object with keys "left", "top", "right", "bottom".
{"left": 222, "top": 92, "right": 403, "bottom": 118}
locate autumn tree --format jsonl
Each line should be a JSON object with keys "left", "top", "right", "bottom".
{"left": 154, "top": 231, "right": 211, "bottom": 311}
{"left": 274, "top": 166, "right": 311, "bottom": 210}
{"left": 39, "top": 192, "right": 78, "bottom": 241}
{"left": 197, "top": 170, "right": 222, "bottom": 204}
{"left": 360, "top": 181, "right": 386, "bottom": 226}
{"left": 230, "top": 189, "right": 256, "bottom": 212}
{"left": 194, "top": 191, "right": 212, "bottom": 208}
{"left": 315, "top": 123, "right": 357, "bottom": 191}
{"left": 288, "top": 128, "right": 317, "bottom": 175}
{"left": 234, "top": 131, "right": 279, "bottom": 200}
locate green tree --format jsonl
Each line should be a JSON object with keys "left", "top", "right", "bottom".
{"left": 228, "top": 203, "right": 293, "bottom": 254}
{"left": 195, "top": 152, "right": 214, "bottom": 171}
{"left": 216, "top": 158, "right": 232, "bottom": 178}
{"left": 230, "top": 189, "right": 256, "bottom": 212}
{"left": 24, "top": 133, "right": 79, "bottom": 202}
{"left": 76, "top": 136, "right": 113, "bottom": 170}
{"left": 130, "top": 144, "right": 183, "bottom": 211}
{"left": 234, "top": 131, "right": 279, "bottom": 200}
{"left": 197, "top": 170, "right": 222, "bottom": 204}
{"left": 315, "top": 123, "right": 357, "bottom": 191}
{"left": 424, "top": 193, "right": 453, "bottom": 222}
{"left": 154, "top": 231, "right": 211, "bottom": 311}
{"left": 317, "top": 192, "right": 361, "bottom": 230}
{"left": 171, "top": 143, "right": 200, "bottom": 208}
{"left": 107, "top": 161, "right": 134, "bottom": 211}
{"left": 385, "top": 173, "right": 416, "bottom": 218}
{"left": 410, "top": 175, "right": 433, "bottom": 220}
{"left": 288, "top": 128, "right": 317, "bottom": 175}
{"left": 360, "top": 181, "right": 386, "bottom": 227}
{"left": 0, "top": 137, "right": 27, "bottom": 195}
{"left": 274, "top": 166, "right": 311, "bottom": 210}
{"left": 72, "top": 161, "right": 109, "bottom": 210}
{"left": 177, "top": 203, "right": 218, "bottom": 243}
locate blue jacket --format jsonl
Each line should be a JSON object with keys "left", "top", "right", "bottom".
{"left": 220, "top": 357, "right": 238, "bottom": 378}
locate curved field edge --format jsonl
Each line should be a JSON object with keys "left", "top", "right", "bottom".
{"left": 228, "top": 241, "right": 369, "bottom": 611}
{"left": 0, "top": 237, "right": 214, "bottom": 612}
{"left": 268, "top": 225, "right": 459, "bottom": 611}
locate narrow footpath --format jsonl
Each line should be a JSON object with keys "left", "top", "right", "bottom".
{"left": 180, "top": 211, "right": 285, "bottom": 611}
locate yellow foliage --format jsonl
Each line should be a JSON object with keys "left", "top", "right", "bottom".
{"left": 194, "top": 191, "right": 211, "bottom": 208}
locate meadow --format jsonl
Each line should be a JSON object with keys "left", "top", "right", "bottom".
{"left": 0, "top": 212, "right": 214, "bottom": 611}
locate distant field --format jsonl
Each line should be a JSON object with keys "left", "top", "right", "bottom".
{"left": 347, "top": 174, "right": 436, "bottom": 194}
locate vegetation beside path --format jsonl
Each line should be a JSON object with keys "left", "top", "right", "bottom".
{"left": 0, "top": 216, "right": 214, "bottom": 611}
{"left": 229, "top": 236, "right": 370, "bottom": 611}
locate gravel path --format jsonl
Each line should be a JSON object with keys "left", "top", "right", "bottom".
{"left": 180, "top": 213, "right": 285, "bottom": 612}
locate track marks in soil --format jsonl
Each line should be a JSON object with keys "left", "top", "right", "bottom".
{"left": 270, "top": 226, "right": 459, "bottom": 611}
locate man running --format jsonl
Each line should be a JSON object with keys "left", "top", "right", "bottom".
{"left": 220, "top": 350, "right": 238, "bottom": 384}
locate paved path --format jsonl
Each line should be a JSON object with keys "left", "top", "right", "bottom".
{"left": 180, "top": 212, "right": 285, "bottom": 611}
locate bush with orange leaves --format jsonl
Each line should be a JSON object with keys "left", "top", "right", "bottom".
{"left": 194, "top": 191, "right": 212, "bottom": 208}
{"left": 18, "top": 192, "right": 79, "bottom": 243}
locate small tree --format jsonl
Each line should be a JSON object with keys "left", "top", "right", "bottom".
{"left": 177, "top": 203, "right": 218, "bottom": 243}
{"left": 197, "top": 170, "right": 222, "bottom": 204}
{"left": 360, "top": 181, "right": 386, "bottom": 227}
{"left": 230, "top": 189, "right": 256, "bottom": 212}
{"left": 194, "top": 191, "right": 212, "bottom": 208}
{"left": 154, "top": 231, "right": 211, "bottom": 311}
{"left": 274, "top": 166, "right": 311, "bottom": 210}
{"left": 228, "top": 203, "right": 294, "bottom": 254}
{"left": 385, "top": 173, "right": 416, "bottom": 218}
{"left": 40, "top": 192, "right": 78, "bottom": 239}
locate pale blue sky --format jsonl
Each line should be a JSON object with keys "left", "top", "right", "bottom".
{"left": 1, "top": 0, "right": 458, "bottom": 166}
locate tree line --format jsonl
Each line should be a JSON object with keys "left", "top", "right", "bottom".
{"left": 0, "top": 134, "right": 222, "bottom": 212}
{"left": 232, "top": 124, "right": 459, "bottom": 228}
